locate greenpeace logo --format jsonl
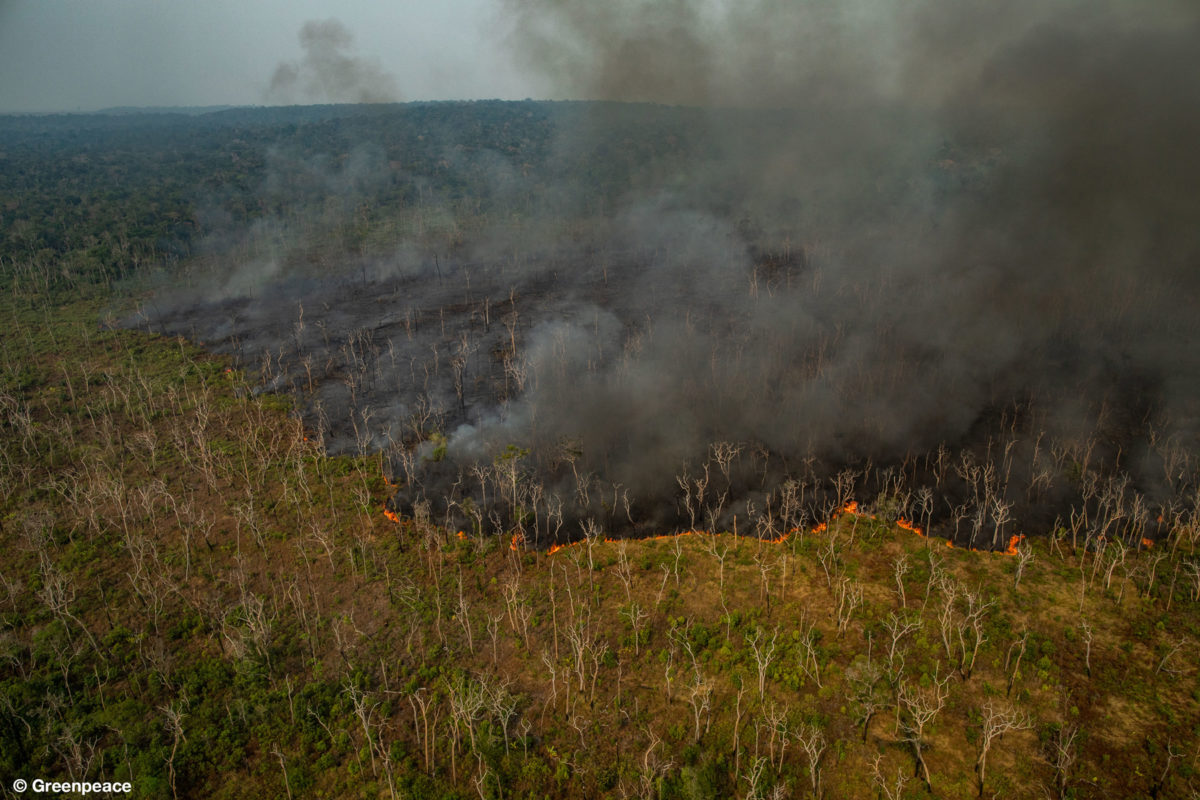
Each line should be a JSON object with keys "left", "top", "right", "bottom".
{"left": 12, "top": 778, "right": 132, "bottom": 794}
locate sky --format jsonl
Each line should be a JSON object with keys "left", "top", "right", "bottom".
{"left": 0, "top": 0, "right": 537, "bottom": 112}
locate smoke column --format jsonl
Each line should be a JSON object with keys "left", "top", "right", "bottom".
{"left": 268, "top": 19, "right": 399, "bottom": 105}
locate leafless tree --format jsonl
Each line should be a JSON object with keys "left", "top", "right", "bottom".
{"left": 748, "top": 626, "right": 779, "bottom": 698}
{"left": 685, "top": 671, "right": 713, "bottom": 743}
{"left": 1005, "top": 630, "right": 1029, "bottom": 697}
{"left": 938, "top": 582, "right": 995, "bottom": 680}
{"left": 1156, "top": 636, "right": 1189, "bottom": 676}
{"left": 846, "top": 657, "right": 887, "bottom": 743}
{"left": 638, "top": 727, "right": 673, "bottom": 800}
{"left": 795, "top": 615, "right": 823, "bottom": 689}
{"left": 835, "top": 577, "right": 864, "bottom": 636}
{"left": 1081, "top": 621, "right": 1094, "bottom": 678}
{"left": 160, "top": 701, "right": 186, "bottom": 800}
{"left": 616, "top": 541, "right": 634, "bottom": 604}
{"left": 456, "top": 571, "right": 474, "bottom": 653}
{"left": 975, "top": 700, "right": 1032, "bottom": 796}
{"left": 1043, "top": 723, "right": 1078, "bottom": 799}
{"left": 796, "top": 722, "right": 827, "bottom": 799}
{"left": 1014, "top": 539, "right": 1035, "bottom": 587}
{"left": 871, "top": 753, "right": 911, "bottom": 800}
{"left": 754, "top": 549, "right": 775, "bottom": 615}
{"left": 621, "top": 601, "right": 649, "bottom": 656}
{"left": 898, "top": 666, "right": 951, "bottom": 791}
{"left": 893, "top": 553, "right": 911, "bottom": 608}
{"left": 883, "top": 611, "right": 922, "bottom": 673}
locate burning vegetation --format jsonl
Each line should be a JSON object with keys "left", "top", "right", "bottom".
{"left": 136, "top": 1, "right": 1200, "bottom": 555}
{"left": 4, "top": 3, "right": 1200, "bottom": 798}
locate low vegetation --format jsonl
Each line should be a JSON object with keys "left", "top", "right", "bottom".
{"left": 1, "top": 284, "right": 1198, "bottom": 799}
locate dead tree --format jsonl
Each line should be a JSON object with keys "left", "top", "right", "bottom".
{"left": 898, "top": 666, "right": 951, "bottom": 792}
{"left": 795, "top": 722, "right": 827, "bottom": 798}
{"left": 883, "top": 611, "right": 922, "bottom": 673}
{"left": 975, "top": 700, "right": 1032, "bottom": 796}
{"left": 160, "top": 701, "right": 186, "bottom": 800}
{"left": 1013, "top": 539, "right": 1035, "bottom": 588}
{"left": 747, "top": 626, "right": 779, "bottom": 699}
{"left": 871, "top": 753, "right": 911, "bottom": 800}
{"left": 685, "top": 671, "right": 714, "bottom": 743}
{"left": 846, "top": 657, "right": 887, "bottom": 743}
{"left": 1043, "top": 723, "right": 1078, "bottom": 799}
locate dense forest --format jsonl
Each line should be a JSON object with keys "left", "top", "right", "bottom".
{"left": 1, "top": 102, "right": 1199, "bottom": 799}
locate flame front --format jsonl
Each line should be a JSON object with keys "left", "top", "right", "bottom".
{"left": 382, "top": 495, "right": 1026, "bottom": 556}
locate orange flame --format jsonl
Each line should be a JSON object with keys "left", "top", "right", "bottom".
{"left": 380, "top": 489, "right": 1014, "bottom": 557}
{"left": 1141, "top": 537, "right": 1154, "bottom": 549}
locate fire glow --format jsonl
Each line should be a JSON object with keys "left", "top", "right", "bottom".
{"left": 384, "top": 498, "right": 1030, "bottom": 556}
{"left": 538, "top": 500, "right": 1006, "bottom": 556}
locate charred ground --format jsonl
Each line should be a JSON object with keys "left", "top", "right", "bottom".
{"left": 102, "top": 98, "right": 1200, "bottom": 553}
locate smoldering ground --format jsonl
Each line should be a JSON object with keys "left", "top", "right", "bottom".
{"left": 140, "top": 3, "right": 1200, "bottom": 548}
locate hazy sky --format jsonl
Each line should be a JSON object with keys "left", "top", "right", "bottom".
{"left": 0, "top": 0, "right": 536, "bottom": 112}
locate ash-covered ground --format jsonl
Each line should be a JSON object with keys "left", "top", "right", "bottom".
{"left": 137, "top": 1, "right": 1200, "bottom": 549}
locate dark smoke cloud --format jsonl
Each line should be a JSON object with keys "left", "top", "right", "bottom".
{"left": 444, "top": 0, "right": 1200, "bottom": 538}
{"left": 267, "top": 19, "right": 399, "bottom": 105}
{"left": 493, "top": 0, "right": 1200, "bottom": 447}
{"left": 145, "top": 1, "right": 1200, "bottom": 547}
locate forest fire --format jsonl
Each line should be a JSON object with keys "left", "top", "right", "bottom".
{"left": 526, "top": 498, "right": 1027, "bottom": 556}
{"left": 382, "top": 495, "right": 1038, "bottom": 556}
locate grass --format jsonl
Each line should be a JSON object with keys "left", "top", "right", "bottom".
{"left": 0, "top": 286, "right": 1198, "bottom": 798}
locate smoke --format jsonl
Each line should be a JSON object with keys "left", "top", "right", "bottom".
{"left": 267, "top": 19, "right": 399, "bottom": 105}
{"left": 492, "top": 0, "right": 1200, "bottom": 467}
{"left": 142, "top": 1, "right": 1200, "bottom": 547}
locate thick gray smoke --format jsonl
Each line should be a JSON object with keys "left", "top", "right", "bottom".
{"left": 486, "top": 0, "right": 1200, "bottom": 495}
{"left": 145, "top": 1, "right": 1200, "bottom": 547}
{"left": 267, "top": 19, "right": 399, "bottom": 105}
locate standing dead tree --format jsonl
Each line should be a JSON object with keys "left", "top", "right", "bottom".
{"left": 974, "top": 700, "right": 1032, "bottom": 796}
{"left": 835, "top": 577, "right": 864, "bottom": 636}
{"left": 796, "top": 722, "right": 827, "bottom": 799}
{"left": 1013, "top": 539, "right": 1035, "bottom": 588}
{"left": 847, "top": 657, "right": 887, "bottom": 744}
{"left": 1043, "top": 722, "right": 1079, "bottom": 799}
{"left": 938, "top": 581, "right": 995, "bottom": 680}
{"left": 898, "top": 665, "right": 951, "bottom": 792}
{"left": 747, "top": 626, "right": 779, "bottom": 699}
